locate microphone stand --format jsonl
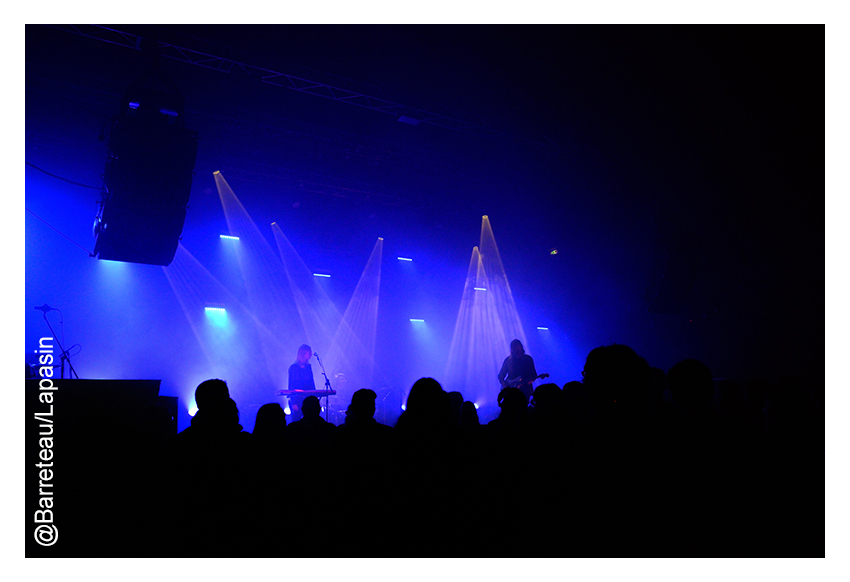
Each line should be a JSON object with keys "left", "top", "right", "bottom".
{"left": 41, "top": 310, "right": 79, "bottom": 379}
{"left": 314, "top": 352, "right": 332, "bottom": 422}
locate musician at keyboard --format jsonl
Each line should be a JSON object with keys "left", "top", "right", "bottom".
{"left": 288, "top": 344, "right": 316, "bottom": 420}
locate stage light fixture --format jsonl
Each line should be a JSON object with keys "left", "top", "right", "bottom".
{"left": 474, "top": 287, "right": 487, "bottom": 291}
{"left": 204, "top": 305, "right": 228, "bottom": 329}
{"left": 219, "top": 235, "right": 240, "bottom": 240}
{"left": 410, "top": 319, "right": 424, "bottom": 322}
{"left": 313, "top": 273, "right": 331, "bottom": 278}
{"left": 188, "top": 406, "right": 198, "bottom": 417}
{"left": 284, "top": 407, "right": 291, "bottom": 415}
{"left": 397, "top": 257, "right": 413, "bottom": 262}
{"left": 537, "top": 327, "right": 549, "bottom": 330}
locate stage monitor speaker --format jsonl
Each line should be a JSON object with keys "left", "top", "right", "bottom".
{"left": 93, "top": 85, "right": 198, "bottom": 267}
{"left": 25, "top": 379, "right": 167, "bottom": 556}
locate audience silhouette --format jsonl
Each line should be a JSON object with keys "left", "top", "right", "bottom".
{"left": 447, "top": 390, "right": 464, "bottom": 426}
{"left": 285, "top": 395, "right": 338, "bottom": 512}
{"left": 168, "top": 385, "right": 254, "bottom": 554}
{"left": 112, "top": 337, "right": 821, "bottom": 557}
{"left": 459, "top": 400, "right": 481, "bottom": 430}
{"left": 253, "top": 402, "right": 288, "bottom": 443}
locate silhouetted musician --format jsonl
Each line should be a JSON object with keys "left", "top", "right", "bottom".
{"left": 288, "top": 344, "right": 316, "bottom": 420}
{"left": 497, "top": 339, "right": 543, "bottom": 405}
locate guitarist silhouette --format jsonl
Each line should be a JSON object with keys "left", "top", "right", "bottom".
{"left": 497, "top": 339, "right": 547, "bottom": 404}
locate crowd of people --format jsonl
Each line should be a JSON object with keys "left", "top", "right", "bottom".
{"left": 120, "top": 342, "right": 823, "bottom": 556}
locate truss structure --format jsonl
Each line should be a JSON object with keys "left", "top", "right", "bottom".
{"left": 46, "top": 25, "right": 554, "bottom": 150}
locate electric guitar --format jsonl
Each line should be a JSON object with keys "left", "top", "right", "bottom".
{"left": 504, "top": 373, "right": 549, "bottom": 389}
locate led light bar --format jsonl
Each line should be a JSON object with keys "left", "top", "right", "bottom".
{"left": 397, "top": 257, "right": 413, "bottom": 261}
{"left": 220, "top": 235, "right": 240, "bottom": 240}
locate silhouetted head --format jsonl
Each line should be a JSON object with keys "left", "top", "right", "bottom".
{"left": 667, "top": 358, "right": 714, "bottom": 414}
{"left": 561, "top": 380, "right": 593, "bottom": 421}
{"left": 532, "top": 383, "right": 562, "bottom": 412}
{"left": 302, "top": 395, "right": 321, "bottom": 418}
{"left": 407, "top": 377, "right": 446, "bottom": 410}
{"left": 498, "top": 387, "right": 528, "bottom": 414}
{"left": 402, "top": 378, "right": 451, "bottom": 428}
{"left": 349, "top": 388, "right": 377, "bottom": 419}
{"left": 253, "top": 402, "right": 287, "bottom": 439}
{"left": 195, "top": 379, "right": 230, "bottom": 410}
{"left": 460, "top": 401, "right": 480, "bottom": 428}
{"left": 196, "top": 397, "right": 240, "bottom": 433}
{"left": 448, "top": 391, "right": 464, "bottom": 424}
{"left": 562, "top": 380, "right": 584, "bottom": 394}
{"left": 510, "top": 339, "right": 525, "bottom": 358}
{"left": 581, "top": 344, "right": 651, "bottom": 405}
{"left": 296, "top": 344, "right": 312, "bottom": 365}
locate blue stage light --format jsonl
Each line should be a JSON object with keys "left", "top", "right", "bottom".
{"left": 313, "top": 273, "right": 331, "bottom": 278}
{"left": 537, "top": 327, "right": 549, "bottom": 330}
{"left": 205, "top": 307, "right": 228, "bottom": 328}
{"left": 409, "top": 319, "right": 424, "bottom": 322}
{"left": 474, "top": 287, "right": 487, "bottom": 291}
{"left": 397, "top": 257, "right": 413, "bottom": 261}
{"left": 188, "top": 406, "right": 198, "bottom": 417}
{"left": 284, "top": 406, "right": 291, "bottom": 415}
{"left": 401, "top": 404, "right": 407, "bottom": 411}
{"left": 219, "top": 235, "right": 240, "bottom": 240}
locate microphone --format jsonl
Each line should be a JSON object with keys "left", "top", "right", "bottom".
{"left": 34, "top": 304, "right": 56, "bottom": 313}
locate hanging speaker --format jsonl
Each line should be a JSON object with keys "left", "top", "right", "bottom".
{"left": 93, "top": 85, "right": 198, "bottom": 266}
